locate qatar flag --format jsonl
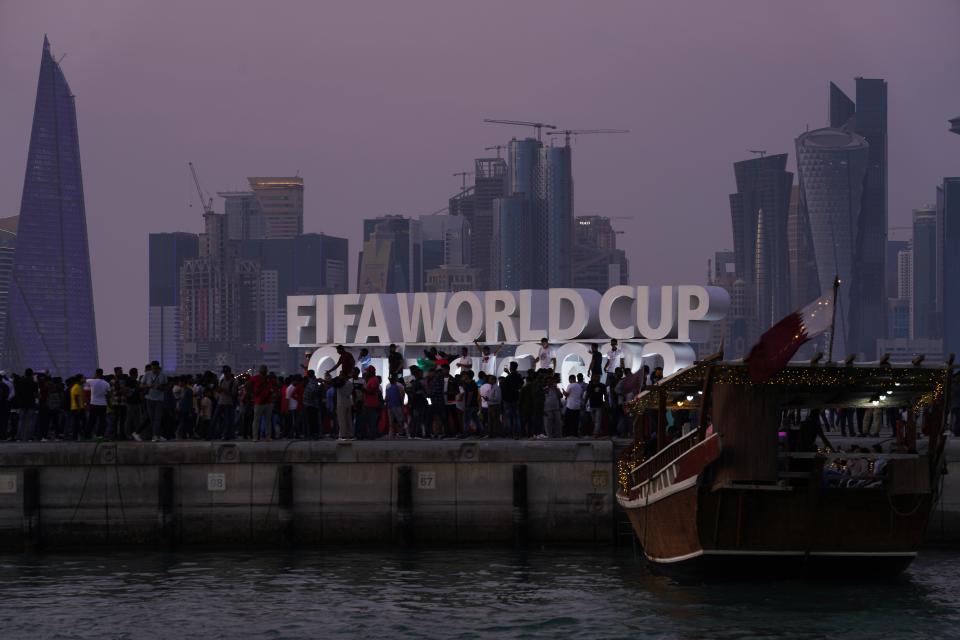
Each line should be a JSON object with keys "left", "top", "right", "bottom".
{"left": 745, "top": 294, "right": 834, "bottom": 383}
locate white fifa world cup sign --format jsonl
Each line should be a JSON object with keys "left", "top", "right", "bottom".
{"left": 287, "top": 286, "right": 729, "bottom": 376}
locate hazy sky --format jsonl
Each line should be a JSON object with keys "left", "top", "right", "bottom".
{"left": 1, "top": 0, "right": 959, "bottom": 367}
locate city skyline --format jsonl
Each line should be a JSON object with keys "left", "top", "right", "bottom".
{"left": 1, "top": 1, "right": 959, "bottom": 367}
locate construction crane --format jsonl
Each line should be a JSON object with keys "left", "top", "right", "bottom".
{"left": 748, "top": 149, "right": 767, "bottom": 158}
{"left": 484, "top": 144, "right": 507, "bottom": 159}
{"left": 452, "top": 171, "right": 474, "bottom": 191}
{"left": 546, "top": 128, "right": 630, "bottom": 147}
{"left": 483, "top": 118, "right": 557, "bottom": 141}
{"left": 188, "top": 162, "right": 214, "bottom": 215}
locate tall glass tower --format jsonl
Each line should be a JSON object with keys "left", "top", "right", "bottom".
{"left": 829, "top": 78, "right": 888, "bottom": 358}
{"left": 7, "top": 37, "right": 98, "bottom": 376}
{"left": 795, "top": 127, "right": 869, "bottom": 359}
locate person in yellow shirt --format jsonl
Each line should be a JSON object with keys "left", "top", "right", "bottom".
{"left": 69, "top": 375, "right": 87, "bottom": 441}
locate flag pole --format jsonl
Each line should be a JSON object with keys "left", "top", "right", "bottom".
{"left": 827, "top": 275, "right": 841, "bottom": 362}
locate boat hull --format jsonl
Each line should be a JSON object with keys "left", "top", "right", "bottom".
{"left": 619, "top": 480, "right": 931, "bottom": 577}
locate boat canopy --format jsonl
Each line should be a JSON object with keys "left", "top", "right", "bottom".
{"left": 627, "top": 361, "right": 950, "bottom": 414}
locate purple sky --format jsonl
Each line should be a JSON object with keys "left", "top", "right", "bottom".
{"left": 1, "top": 0, "right": 959, "bottom": 368}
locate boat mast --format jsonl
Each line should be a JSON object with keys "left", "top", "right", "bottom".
{"left": 827, "top": 275, "right": 841, "bottom": 362}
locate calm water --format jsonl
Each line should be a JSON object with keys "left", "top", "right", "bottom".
{"left": 0, "top": 547, "right": 958, "bottom": 639}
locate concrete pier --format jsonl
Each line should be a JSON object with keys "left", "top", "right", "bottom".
{"left": 0, "top": 440, "right": 616, "bottom": 549}
{"left": 1, "top": 438, "right": 958, "bottom": 550}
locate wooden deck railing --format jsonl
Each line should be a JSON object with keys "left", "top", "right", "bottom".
{"left": 628, "top": 429, "right": 699, "bottom": 489}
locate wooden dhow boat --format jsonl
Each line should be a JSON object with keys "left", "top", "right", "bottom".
{"left": 617, "top": 355, "right": 954, "bottom": 575}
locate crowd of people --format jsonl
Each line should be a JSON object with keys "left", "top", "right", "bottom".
{"left": 0, "top": 339, "right": 668, "bottom": 443}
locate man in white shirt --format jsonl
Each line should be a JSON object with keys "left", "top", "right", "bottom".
{"left": 563, "top": 374, "right": 584, "bottom": 437}
{"left": 474, "top": 339, "right": 505, "bottom": 376}
{"left": 478, "top": 373, "right": 492, "bottom": 433}
{"left": 537, "top": 337, "right": 556, "bottom": 371}
{"left": 84, "top": 369, "right": 111, "bottom": 439}
{"left": 604, "top": 338, "right": 624, "bottom": 381}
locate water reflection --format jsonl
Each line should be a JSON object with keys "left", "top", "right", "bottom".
{"left": 0, "top": 548, "right": 957, "bottom": 639}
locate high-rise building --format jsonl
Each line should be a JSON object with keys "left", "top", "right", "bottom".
{"left": 795, "top": 127, "right": 869, "bottom": 358}
{"left": 911, "top": 205, "right": 939, "bottom": 339}
{"left": 702, "top": 250, "right": 750, "bottom": 358}
{"left": 885, "top": 239, "right": 909, "bottom": 299}
{"left": 572, "top": 216, "right": 629, "bottom": 292}
{"left": 492, "top": 197, "right": 534, "bottom": 290}
{"left": 540, "top": 144, "right": 573, "bottom": 288}
{"left": 897, "top": 247, "right": 913, "bottom": 301}
{"left": 7, "top": 37, "right": 98, "bottom": 376}
{"left": 0, "top": 217, "right": 18, "bottom": 369}
{"left": 220, "top": 190, "right": 265, "bottom": 241}
{"left": 248, "top": 177, "right": 304, "bottom": 239}
{"left": 468, "top": 158, "right": 507, "bottom": 289}
{"left": 728, "top": 153, "right": 793, "bottom": 341}
{"left": 149, "top": 233, "right": 199, "bottom": 372}
{"left": 490, "top": 137, "right": 574, "bottom": 289}
{"left": 177, "top": 192, "right": 347, "bottom": 373}
{"left": 787, "top": 184, "right": 820, "bottom": 308}
{"left": 940, "top": 177, "right": 960, "bottom": 358}
{"left": 420, "top": 213, "right": 470, "bottom": 272}
{"left": 829, "top": 78, "right": 889, "bottom": 358}
{"left": 357, "top": 215, "right": 422, "bottom": 293}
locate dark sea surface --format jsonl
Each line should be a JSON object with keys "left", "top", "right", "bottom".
{"left": 0, "top": 547, "right": 957, "bottom": 639}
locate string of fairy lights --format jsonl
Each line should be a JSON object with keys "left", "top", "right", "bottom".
{"left": 616, "top": 363, "right": 950, "bottom": 493}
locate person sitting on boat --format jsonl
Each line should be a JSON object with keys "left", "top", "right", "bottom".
{"left": 798, "top": 409, "right": 833, "bottom": 453}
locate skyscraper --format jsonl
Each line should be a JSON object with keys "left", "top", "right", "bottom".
{"left": 468, "top": 157, "right": 507, "bottom": 289}
{"left": 572, "top": 216, "right": 629, "bottom": 292}
{"left": 885, "top": 239, "right": 909, "bottom": 299}
{"left": 149, "top": 232, "right": 199, "bottom": 372}
{"left": 795, "top": 127, "right": 869, "bottom": 358}
{"left": 248, "top": 177, "right": 304, "bottom": 239}
{"left": 940, "top": 177, "right": 960, "bottom": 358}
{"left": 728, "top": 153, "right": 793, "bottom": 341}
{"left": 357, "top": 215, "right": 422, "bottom": 293}
{"left": 911, "top": 205, "right": 939, "bottom": 340}
{"left": 0, "top": 217, "right": 18, "bottom": 370}
{"left": 7, "top": 37, "right": 98, "bottom": 376}
{"left": 787, "top": 185, "right": 820, "bottom": 309}
{"left": 490, "top": 137, "right": 574, "bottom": 289}
{"left": 540, "top": 144, "right": 574, "bottom": 288}
{"left": 829, "top": 78, "right": 889, "bottom": 357}
{"left": 491, "top": 197, "right": 534, "bottom": 290}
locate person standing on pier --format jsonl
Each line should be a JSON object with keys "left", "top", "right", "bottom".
{"left": 122, "top": 368, "right": 141, "bottom": 441}
{"left": 215, "top": 368, "right": 238, "bottom": 440}
{"left": 84, "top": 369, "right": 110, "bottom": 439}
{"left": 536, "top": 338, "right": 556, "bottom": 372}
{"left": 248, "top": 365, "right": 277, "bottom": 442}
{"left": 604, "top": 339, "right": 624, "bottom": 382}
{"left": 474, "top": 340, "right": 505, "bottom": 377}
{"left": 13, "top": 369, "right": 38, "bottom": 441}
{"left": 135, "top": 361, "right": 168, "bottom": 442}
{"left": 388, "top": 344, "right": 405, "bottom": 380}
{"left": 326, "top": 346, "right": 355, "bottom": 378}
{"left": 500, "top": 362, "right": 523, "bottom": 439}
{"left": 334, "top": 368, "right": 355, "bottom": 440}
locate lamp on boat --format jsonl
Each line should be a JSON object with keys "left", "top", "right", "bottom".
{"left": 686, "top": 395, "right": 694, "bottom": 402}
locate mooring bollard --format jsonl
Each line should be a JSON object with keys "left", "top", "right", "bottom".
{"left": 22, "top": 468, "right": 39, "bottom": 551}
{"left": 158, "top": 466, "right": 175, "bottom": 547}
{"left": 278, "top": 465, "right": 294, "bottom": 545}
{"left": 396, "top": 465, "right": 413, "bottom": 543}
{"left": 513, "top": 464, "right": 528, "bottom": 546}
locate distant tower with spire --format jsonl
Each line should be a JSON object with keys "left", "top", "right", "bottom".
{"left": 6, "top": 36, "right": 99, "bottom": 375}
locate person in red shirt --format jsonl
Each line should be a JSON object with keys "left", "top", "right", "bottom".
{"left": 248, "top": 365, "right": 277, "bottom": 442}
{"left": 326, "top": 346, "right": 355, "bottom": 378}
{"left": 361, "top": 366, "right": 383, "bottom": 440}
